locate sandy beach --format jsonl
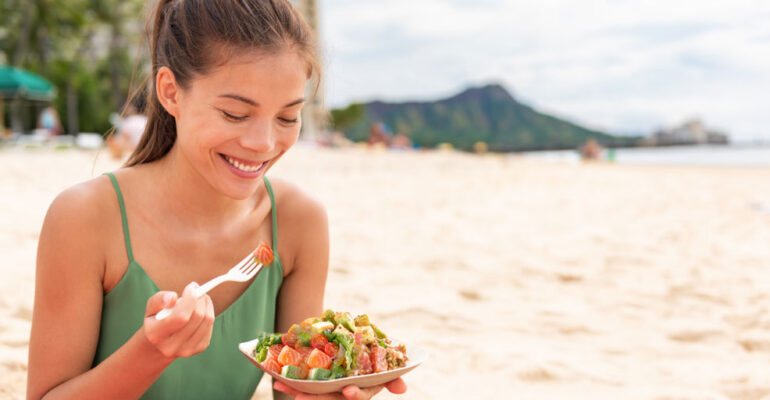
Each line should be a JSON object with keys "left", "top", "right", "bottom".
{"left": 2, "top": 145, "right": 770, "bottom": 399}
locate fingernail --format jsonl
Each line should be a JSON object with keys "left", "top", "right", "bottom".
{"left": 163, "top": 292, "right": 174, "bottom": 305}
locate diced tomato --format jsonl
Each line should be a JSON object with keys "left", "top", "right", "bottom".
{"left": 281, "top": 331, "right": 299, "bottom": 348}
{"left": 307, "top": 348, "right": 333, "bottom": 369}
{"left": 311, "top": 334, "right": 328, "bottom": 350}
{"left": 262, "top": 357, "right": 282, "bottom": 374}
{"left": 323, "top": 342, "right": 340, "bottom": 358}
{"left": 370, "top": 346, "right": 387, "bottom": 373}
{"left": 354, "top": 332, "right": 363, "bottom": 346}
{"left": 277, "top": 346, "right": 302, "bottom": 366}
{"left": 268, "top": 344, "right": 284, "bottom": 360}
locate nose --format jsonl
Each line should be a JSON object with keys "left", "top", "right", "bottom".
{"left": 240, "top": 118, "right": 275, "bottom": 153}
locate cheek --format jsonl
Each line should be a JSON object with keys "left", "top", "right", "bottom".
{"left": 177, "top": 107, "right": 230, "bottom": 146}
{"left": 175, "top": 118, "right": 219, "bottom": 163}
{"left": 280, "top": 125, "right": 301, "bottom": 148}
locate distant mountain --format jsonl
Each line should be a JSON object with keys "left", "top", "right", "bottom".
{"left": 340, "top": 84, "right": 638, "bottom": 151}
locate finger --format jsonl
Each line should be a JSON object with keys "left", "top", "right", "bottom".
{"left": 165, "top": 292, "right": 209, "bottom": 356}
{"left": 204, "top": 293, "right": 214, "bottom": 325}
{"left": 342, "top": 385, "right": 383, "bottom": 400}
{"left": 149, "top": 282, "right": 198, "bottom": 337}
{"left": 145, "top": 291, "right": 177, "bottom": 317}
{"left": 166, "top": 282, "right": 199, "bottom": 322}
{"left": 143, "top": 291, "right": 180, "bottom": 342}
{"left": 384, "top": 378, "right": 407, "bottom": 394}
{"left": 183, "top": 295, "right": 215, "bottom": 355}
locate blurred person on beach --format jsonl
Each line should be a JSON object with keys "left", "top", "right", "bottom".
{"left": 579, "top": 138, "right": 603, "bottom": 161}
{"left": 26, "top": 1, "right": 406, "bottom": 400}
{"left": 391, "top": 132, "right": 412, "bottom": 150}
{"left": 107, "top": 100, "right": 148, "bottom": 159}
{"left": 37, "top": 106, "right": 63, "bottom": 137}
{"left": 367, "top": 122, "right": 392, "bottom": 148}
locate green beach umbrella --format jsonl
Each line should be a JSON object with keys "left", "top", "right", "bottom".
{"left": 0, "top": 66, "right": 55, "bottom": 101}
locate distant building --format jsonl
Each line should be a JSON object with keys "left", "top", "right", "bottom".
{"left": 647, "top": 119, "right": 729, "bottom": 146}
{"left": 289, "top": 0, "right": 326, "bottom": 140}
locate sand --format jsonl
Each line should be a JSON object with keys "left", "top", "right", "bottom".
{"left": 2, "top": 145, "right": 770, "bottom": 399}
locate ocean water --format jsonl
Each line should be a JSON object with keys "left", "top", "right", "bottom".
{"left": 522, "top": 145, "right": 770, "bottom": 167}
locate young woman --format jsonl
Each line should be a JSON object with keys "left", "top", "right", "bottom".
{"left": 26, "top": 1, "right": 406, "bottom": 399}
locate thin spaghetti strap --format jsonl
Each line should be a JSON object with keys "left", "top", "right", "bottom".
{"left": 263, "top": 176, "right": 278, "bottom": 251}
{"left": 104, "top": 173, "right": 136, "bottom": 264}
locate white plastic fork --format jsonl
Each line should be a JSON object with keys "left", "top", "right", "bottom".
{"left": 155, "top": 251, "right": 264, "bottom": 320}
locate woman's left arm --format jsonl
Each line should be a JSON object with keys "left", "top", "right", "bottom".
{"left": 273, "top": 183, "right": 330, "bottom": 333}
{"left": 270, "top": 183, "right": 328, "bottom": 400}
{"left": 269, "top": 183, "right": 406, "bottom": 400}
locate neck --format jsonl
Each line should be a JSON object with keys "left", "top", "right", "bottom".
{"left": 148, "top": 146, "right": 263, "bottom": 230}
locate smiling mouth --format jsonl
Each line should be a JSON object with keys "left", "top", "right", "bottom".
{"left": 220, "top": 154, "right": 269, "bottom": 173}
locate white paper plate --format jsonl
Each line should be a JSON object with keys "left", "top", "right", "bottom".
{"left": 239, "top": 338, "right": 427, "bottom": 395}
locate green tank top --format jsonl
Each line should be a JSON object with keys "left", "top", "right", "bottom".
{"left": 94, "top": 173, "right": 284, "bottom": 399}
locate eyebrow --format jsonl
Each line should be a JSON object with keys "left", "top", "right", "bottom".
{"left": 218, "top": 94, "right": 305, "bottom": 108}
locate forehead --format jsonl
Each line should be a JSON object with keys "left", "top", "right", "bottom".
{"left": 189, "top": 50, "right": 308, "bottom": 104}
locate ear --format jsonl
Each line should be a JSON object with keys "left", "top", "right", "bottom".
{"left": 156, "top": 66, "right": 181, "bottom": 118}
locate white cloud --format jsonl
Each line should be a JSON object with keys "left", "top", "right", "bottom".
{"left": 319, "top": 0, "right": 770, "bottom": 140}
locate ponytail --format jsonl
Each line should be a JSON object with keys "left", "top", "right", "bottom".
{"left": 125, "top": 0, "right": 178, "bottom": 167}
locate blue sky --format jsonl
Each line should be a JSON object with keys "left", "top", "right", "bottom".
{"left": 319, "top": 0, "right": 770, "bottom": 141}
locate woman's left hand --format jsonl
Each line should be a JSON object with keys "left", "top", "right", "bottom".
{"left": 274, "top": 378, "right": 407, "bottom": 400}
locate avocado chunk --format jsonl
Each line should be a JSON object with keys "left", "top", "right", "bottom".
{"left": 354, "top": 314, "right": 371, "bottom": 327}
{"left": 297, "top": 318, "right": 318, "bottom": 335}
{"left": 334, "top": 312, "right": 356, "bottom": 332}
{"left": 308, "top": 368, "right": 332, "bottom": 381}
{"left": 332, "top": 324, "right": 352, "bottom": 337}
{"left": 311, "top": 321, "right": 334, "bottom": 335}
{"left": 355, "top": 325, "right": 376, "bottom": 345}
{"left": 371, "top": 324, "right": 387, "bottom": 339}
{"left": 321, "top": 309, "right": 336, "bottom": 323}
{"left": 281, "top": 365, "right": 304, "bottom": 380}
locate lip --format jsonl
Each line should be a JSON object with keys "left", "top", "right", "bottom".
{"left": 219, "top": 153, "right": 270, "bottom": 179}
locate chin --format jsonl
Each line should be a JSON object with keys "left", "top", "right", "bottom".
{"left": 219, "top": 180, "right": 264, "bottom": 201}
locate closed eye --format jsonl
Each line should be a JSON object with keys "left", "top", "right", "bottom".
{"left": 278, "top": 117, "right": 299, "bottom": 124}
{"left": 221, "top": 110, "right": 248, "bottom": 122}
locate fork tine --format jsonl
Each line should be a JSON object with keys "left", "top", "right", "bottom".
{"left": 244, "top": 262, "right": 262, "bottom": 277}
{"left": 239, "top": 260, "right": 258, "bottom": 274}
{"left": 232, "top": 250, "right": 257, "bottom": 271}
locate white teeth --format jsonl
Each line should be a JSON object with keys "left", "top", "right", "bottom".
{"left": 225, "top": 156, "right": 265, "bottom": 173}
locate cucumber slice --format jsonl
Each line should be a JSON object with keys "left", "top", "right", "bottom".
{"left": 331, "top": 365, "right": 346, "bottom": 379}
{"left": 308, "top": 368, "right": 332, "bottom": 381}
{"left": 281, "top": 365, "right": 304, "bottom": 379}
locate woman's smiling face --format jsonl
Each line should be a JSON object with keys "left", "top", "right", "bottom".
{"left": 162, "top": 49, "right": 308, "bottom": 199}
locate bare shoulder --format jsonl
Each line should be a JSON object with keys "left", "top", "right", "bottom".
{"left": 40, "top": 174, "right": 122, "bottom": 277}
{"left": 265, "top": 177, "right": 328, "bottom": 274}
{"left": 265, "top": 177, "right": 327, "bottom": 226}
{"left": 45, "top": 174, "right": 118, "bottom": 232}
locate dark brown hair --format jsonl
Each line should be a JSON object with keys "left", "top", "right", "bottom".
{"left": 125, "top": 0, "right": 320, "bottom": 167}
